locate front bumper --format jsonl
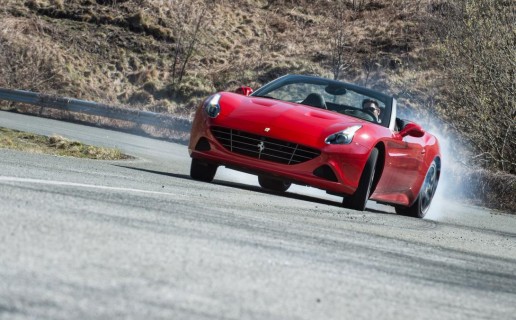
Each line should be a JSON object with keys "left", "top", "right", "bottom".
{"left": 189, "top": 121, "right": 371, "bottom": 196}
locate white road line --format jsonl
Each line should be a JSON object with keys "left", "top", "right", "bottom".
{"left": 0, "top": 176, "right": 180, "bottom": 197}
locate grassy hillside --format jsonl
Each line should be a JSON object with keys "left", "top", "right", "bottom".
{"left": 0, "top": 0, "right": 434, "bottom": 112}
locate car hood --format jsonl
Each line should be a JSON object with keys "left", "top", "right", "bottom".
{"left": 211, "top": 92, "right": 372, "bottom": 148}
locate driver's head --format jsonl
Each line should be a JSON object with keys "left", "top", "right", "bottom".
{"left": 362, "top": 99, "right": 381, "bottom": 121}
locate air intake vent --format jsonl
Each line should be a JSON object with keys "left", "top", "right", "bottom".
{"left": 313, "top": 165, "right": 338, "bottom": 182}
{"left": 211, "top": 126, "right": 320, "bottom": 165}
{"left": 195, "top": 137, "right": 211, "bottom": 151}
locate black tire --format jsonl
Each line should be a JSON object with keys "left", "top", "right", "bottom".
{"left": 395, "top": 159, "right": 439, "bottom": 218}
{"left": 258, "top": 175, "right": 291, "bottom": 192}
{"left": 342, "top": 148, "right": 379, "bottom": 211}
{"left": 190, "top": 159, "right": 218, "bottom": 182}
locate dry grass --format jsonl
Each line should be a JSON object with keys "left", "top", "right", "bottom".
{"left": 0, "top": 0, "right": 432, "bottom": 109}
{"left": 0, "top": 127, "right": 131, "bottom": 160}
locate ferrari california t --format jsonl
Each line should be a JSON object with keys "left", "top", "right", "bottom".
{"left": 188, "top": 74, "right": 440, "bottom": 218}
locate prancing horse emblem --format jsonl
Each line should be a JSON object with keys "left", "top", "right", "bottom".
{"left": 257, "top": 141, "right": 265, "bottom": 157}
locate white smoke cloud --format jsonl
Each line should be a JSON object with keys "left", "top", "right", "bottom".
{"left": 403, "top": 111, "right": 470, "bottom": 221}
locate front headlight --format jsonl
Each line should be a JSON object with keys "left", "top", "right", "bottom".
{"left": 204, "top": 94, "right": 221, "bottom": 118}
{"left": 325, "top": 125, "right": 362, "bottom": 144}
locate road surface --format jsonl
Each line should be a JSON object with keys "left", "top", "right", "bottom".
{"left": 1, "top": 111, "right": 515, "bottom": 319}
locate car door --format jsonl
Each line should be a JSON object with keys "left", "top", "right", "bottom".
{"left": 372, "top": 133, "right": 425, "bottom": 205}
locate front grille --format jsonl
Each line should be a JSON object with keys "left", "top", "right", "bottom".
{"left": 211, "top": 126, "right": 320, "bottom": 165}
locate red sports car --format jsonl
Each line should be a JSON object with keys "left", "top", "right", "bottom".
{"left": 188, "top": 75, "right": 440, "bottom": 218}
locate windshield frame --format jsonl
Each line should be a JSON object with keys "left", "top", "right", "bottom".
{"left": 252, "top": 74, "right": 394, "bottom": 129}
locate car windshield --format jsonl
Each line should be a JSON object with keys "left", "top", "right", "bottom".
{"left": 252, "top": 75, "right": 392, "bottom": 127}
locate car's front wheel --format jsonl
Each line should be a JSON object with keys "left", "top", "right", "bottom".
{"left": 396, "top": 159, "right": 439, "bottom": 218}
{"left": 342, "top": 147, "right": 379, "bottom": 211}
{"left": 190, "top": 159, "right": 218, "bottom": 182}
{"left": 258, "top": 175, "right": 291, "bottom": 192}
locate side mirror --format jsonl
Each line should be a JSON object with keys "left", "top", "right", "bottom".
{"left": 400, "top": 122, "right": 425, "bottom": 138}
{"left": 235, "top": 86, "right": 253, "bottom": 96}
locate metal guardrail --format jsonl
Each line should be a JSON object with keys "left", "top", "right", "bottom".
{"left": 0, "top": 87, "right": 192, "bottom": 133}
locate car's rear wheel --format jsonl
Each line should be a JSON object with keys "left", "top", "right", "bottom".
{"left": 258, "top": 175, "right": 291, "bottom": 192}
{"left": 342, "top": 147, "right": 379, "bottom": 211}
{"left": 396, "top": 159, "right": 439, "bottom": 218}
{"left": 190, "top": 159, "right": 218, "bottom": 182}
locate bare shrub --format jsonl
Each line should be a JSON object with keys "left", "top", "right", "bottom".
{"left": 160, "top": 0, "right": 211, "bottom": 97}
{"left": 444, "top": 167, "right": 516, "bottom": 212}
{"left": 432, "top": 0, "right": 515, "bottom": 174}
{"left": 327, "top": 1, "right": 354, "bottom": 80}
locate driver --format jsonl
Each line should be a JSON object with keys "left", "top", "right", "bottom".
{"left": 362, "top": 99, "right": 381, "bottom": 123}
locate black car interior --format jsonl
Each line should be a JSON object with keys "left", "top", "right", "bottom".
{"left": 300, "top": 93, "right": 328, "bottom": 109}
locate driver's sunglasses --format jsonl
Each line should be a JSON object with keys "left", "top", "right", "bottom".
{"left": 366, "top": 104, "right": 380, "bottom": 113}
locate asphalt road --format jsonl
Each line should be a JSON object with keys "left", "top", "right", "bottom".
{"left": 1, "top": 111, "right": 515, "bottom": 320}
